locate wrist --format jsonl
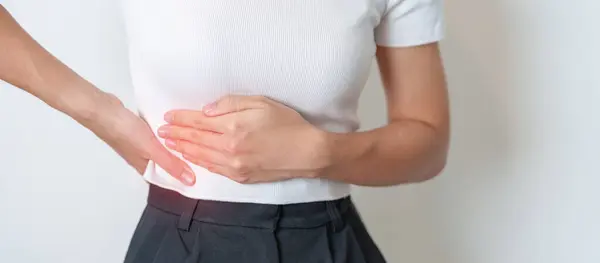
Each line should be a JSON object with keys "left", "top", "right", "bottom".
{"left": 60, "top": 84, "right": 124, "bottom": 128}
{"left": 307, "top": 129, "right": 375, "bottom": 180}
{"left": 300, "top": 127, "right": 339, "bottom": 179}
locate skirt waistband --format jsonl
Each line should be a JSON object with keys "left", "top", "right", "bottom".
{"left": 147, "top": 184, "right": 351, "bottom": 231}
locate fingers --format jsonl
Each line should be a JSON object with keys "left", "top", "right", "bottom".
{"left": 202, "top": 95, "right": 269, "bottom": 116}
{"left": 164, "top": 109, "right": 230, "bottom": 133}
{"left": 164, "top": 95, "right": 270, "bottom": 133}
{"left": 163, "top": 138, "right": 258, "bottom": 184}
{"left": 164, "top": 109, "right": 210, "bottom": 129}
{"left": 164, "top": 139, "right": 230, "bottom": 167}
{"left": 208, "top": 166, "right": 253, "bottom": 184}
{"left": 158, "top": 125, "right": 228, "bottom": 151}
{"left": 148, "top": 139, "right": 196, "bottom": 186}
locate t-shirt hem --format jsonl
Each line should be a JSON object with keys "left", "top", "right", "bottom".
{"left": 143, "top": 176, "right": 352, "bottom": 205}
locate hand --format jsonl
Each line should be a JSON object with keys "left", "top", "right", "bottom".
{"left": 85, "top": 93, "right": 196, "bottom": 185}
{"left": 158, "top": 95, "right": 331, "bottom": 184}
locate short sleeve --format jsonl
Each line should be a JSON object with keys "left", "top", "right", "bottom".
{"left": 374, "top": 0, "right": 444, "bottom": 47}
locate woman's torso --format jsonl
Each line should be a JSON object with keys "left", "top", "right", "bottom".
{"left": 121, "top": 0, "right": 387, "bottom": 204}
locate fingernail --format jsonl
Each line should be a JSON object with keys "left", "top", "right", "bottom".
{"left": 157, "top": 126, "right": 168, "bottom": 137}
{"left": 182, "top": 167, "right": 195, "bottom": 185}
{"left": 203, "top": 103, "right": 216, "bottom": 114}
{"left": 165, "top": 139, "right": 176, "bottom": 148}
{"left": 164, "top": 112, "right": 174, "bottom": 123}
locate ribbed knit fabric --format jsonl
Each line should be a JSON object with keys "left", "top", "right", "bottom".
{"left": 121, "top": 0, "right": 444, "bottom": 204}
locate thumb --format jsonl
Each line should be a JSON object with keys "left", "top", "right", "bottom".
{"left": 148, "top": 140, "right": 196, "bottom": 186}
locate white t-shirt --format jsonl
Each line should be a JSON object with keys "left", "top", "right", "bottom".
{"left": 121, "top": 0, "right": 444, "bottom": 204}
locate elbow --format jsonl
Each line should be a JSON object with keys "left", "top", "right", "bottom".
{"left": 415, "top": 157, "right": 447, "bottom": 183}
{"left": 410, "top": 120, "right": 450, "bottom": 183}
{"left": 410, "top": 146, "right": 449, "bottom": 183}
{"left": 372, "top": 155, "right": 447, "bottom": 187}
{"left": 416, "top": 128, "right": 450, "bottom": 182}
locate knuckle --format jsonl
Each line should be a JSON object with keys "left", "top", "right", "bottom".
{"left": 226, "top": 122, "right": 235, "bottom": 132}
{"left": 189, "top": 130, "right": 200, "bottom": 141}
{"left": 225, "top": 139, "right": 240, "bottom": 154}
{"left": 192, "top": 118, "right": 204, "bottom": 128}
{"left": 227, "top": 121, "right": 242, "bottom": 133}
{"left": 233, "top": 175, "right": 250, "bottom": 184}
{"left": 231, "top": 158, "right": 245, "bottom": 170}
{"left": 225, "top": 135, "right": 246, "bottom": 154}
{"left": 230, "top": 158, "right": 250, "bottom": 174}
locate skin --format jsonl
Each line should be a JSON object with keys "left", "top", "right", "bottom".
{"left": 159, "top": 43, "right": 450, "bottom": 186}
{"left": 0, "top": 5, "right": 196, "bottom": 185}
{"left": 1, "top": 4, "right": 449, "bottom": 187}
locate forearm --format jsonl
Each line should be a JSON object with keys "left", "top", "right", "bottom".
{"left": 0, "top": 5, "right": 111, "bottom": 125}
{"left": 317, "top": 120, "right": 449, "bottom": 186}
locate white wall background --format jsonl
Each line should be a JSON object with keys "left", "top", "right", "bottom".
{"left": 1, "top": 0, "right": 599, "bottom": 262}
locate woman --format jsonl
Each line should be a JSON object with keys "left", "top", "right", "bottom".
{"left": 0, "top": 0, "right": 449, "bottom": 262}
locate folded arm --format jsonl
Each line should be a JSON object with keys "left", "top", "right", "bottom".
{"left": 320, "top": 43, "right": 450, "bottom": 186}
{"left": 158, "top": 43, "right": 449, "bottom": 186}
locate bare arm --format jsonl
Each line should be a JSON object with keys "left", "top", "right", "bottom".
{"left": 320, "top": 43, "right": 450, "bottom": 186}
{"left": 0, "top": 5, "right": 110, "bottom": 124}
{"left": 0, "top": 5, "right": 196, "bottom": 185}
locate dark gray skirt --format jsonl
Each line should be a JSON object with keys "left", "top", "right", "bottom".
{"left": 124, "top": 184, "right": 386, "bottom": 263}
